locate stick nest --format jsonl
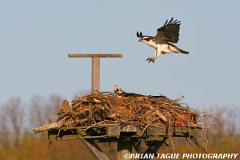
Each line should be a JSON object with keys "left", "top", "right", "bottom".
{"left": 57, "top": 92, "right": 202, "bottom": 129}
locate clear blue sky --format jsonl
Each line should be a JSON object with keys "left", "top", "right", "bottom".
{"left": 0, "top": 0, "right": 240, "bottom": 107}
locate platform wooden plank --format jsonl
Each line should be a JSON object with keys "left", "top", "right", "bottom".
{"left": 47, "top": 125, "right": 199, "bottom": 142}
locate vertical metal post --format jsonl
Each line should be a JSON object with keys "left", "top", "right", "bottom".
{"left": 91, "top": 57, "right": 100, "bottom": 93}
{"left": 117, "top": 139, "right": 132, "bottom": 160}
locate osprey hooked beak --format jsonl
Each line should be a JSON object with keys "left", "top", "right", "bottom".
{"left": 136, "top": 31, "right": 143, "bottom": 42}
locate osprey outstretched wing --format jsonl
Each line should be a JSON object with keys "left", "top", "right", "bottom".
{"left": 137, "top": 17, "right": 189, "bottom": 63}
{"left": 155, "top": 17, "right": 181, "bottom": 44}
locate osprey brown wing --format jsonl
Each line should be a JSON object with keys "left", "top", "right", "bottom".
{"left": 155, "top": 18, "right": 181, "bottom": 44}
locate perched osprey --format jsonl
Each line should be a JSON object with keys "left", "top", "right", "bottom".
{"left": 137, "top": 17, "right": 189, "bottom": 63}
{"left": 114, "top": 85, "right": 144, "bottom": 97}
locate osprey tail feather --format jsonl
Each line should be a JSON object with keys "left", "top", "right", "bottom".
{"left": 169, "top": 44, "right": 189, "bottom": 54}
{"left": 179, "top": 49, "right": 189, "bottom": 54}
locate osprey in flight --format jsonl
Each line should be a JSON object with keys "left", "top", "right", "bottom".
{"left": 137, "top": 18, "right": 189, "bottom": 63}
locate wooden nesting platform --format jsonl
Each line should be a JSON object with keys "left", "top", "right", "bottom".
{"left": 33, "top": 92, "right": 204, "bottom": 160}
{"left": 47, "top": 124, "right": 199, "bottom": 143}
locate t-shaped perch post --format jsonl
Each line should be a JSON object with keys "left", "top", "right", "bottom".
{"left": 68, "top": 53, "right": 123, "bottom": 94}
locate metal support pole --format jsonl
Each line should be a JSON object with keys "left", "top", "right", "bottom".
{"left": 117, "top": 138, "right": 133, "bottom": 160}
{"left": 140, "top": 139, "right": 167, "bottom": 160}
{"left": 91, "top": 58, "right": 100, "bottom": 93}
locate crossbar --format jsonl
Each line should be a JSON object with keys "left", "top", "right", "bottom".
{"left": 68, "top": 53, "right": 123, "bottom": 58}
